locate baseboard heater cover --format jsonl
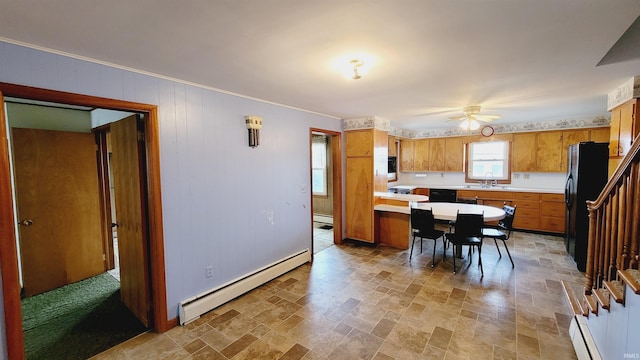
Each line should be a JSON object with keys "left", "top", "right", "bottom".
{"left": 179, "top": 249, "right": 311, "bottom": 325}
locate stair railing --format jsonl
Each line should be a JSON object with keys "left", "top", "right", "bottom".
{"left": 585, "top": 134, "right": 640, "bottom": 294}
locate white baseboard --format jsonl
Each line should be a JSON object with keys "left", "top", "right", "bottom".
{"left": 179, "top": 249, "right": 311, "bottom": 325}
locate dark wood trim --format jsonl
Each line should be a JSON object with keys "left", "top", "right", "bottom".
{"left": 0, "top": 83, "right": 170, "bottom": 359}
{"left": 145, "top": 106, "right": 170, "bottom": 332}
{"left": 0, "top": 91, "right": 25, "bottom": 360}
{"left": 94, "top": 131, "right": 115, "bottom": 271}
{"left": 310, "top": 128, "right": 343, "bottom": 255}
{"left": 166, "top": 317, "right": 179, "bottom": 330}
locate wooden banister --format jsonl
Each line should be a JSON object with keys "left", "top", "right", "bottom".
{"left": 585, "top": 134, "right": 640, "bottom": 294}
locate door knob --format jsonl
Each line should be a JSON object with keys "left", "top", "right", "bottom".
{"left": 20, "top": 219, "right": 33, "bottom": 226}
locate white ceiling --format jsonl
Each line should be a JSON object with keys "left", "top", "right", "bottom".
{"left": 1, "top": 1, "right": 639, "bottom": 130}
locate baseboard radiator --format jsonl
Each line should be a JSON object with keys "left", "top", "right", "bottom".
{"left": 179, "top": 249, "right": 311, "bottom": 325}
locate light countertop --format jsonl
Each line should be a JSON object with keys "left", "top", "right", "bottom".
{"left": 389, "top": 184, "right": 563, "bottom": 194}
{"left": 374, "top": 192, "right": 428, "bottom": 202}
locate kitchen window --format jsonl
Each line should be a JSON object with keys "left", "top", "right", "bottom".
{"left": 465, "top": 140, "right": 511, "bottom": 183}
{"left": 311, "top": 135, "right": 328, "bottom": 196}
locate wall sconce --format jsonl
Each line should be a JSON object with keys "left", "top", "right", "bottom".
{"left": 245, "top": 115, "right": 263, "bottom": 148}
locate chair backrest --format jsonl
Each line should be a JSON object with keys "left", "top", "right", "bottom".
{"left": 498, "top": 204, "right": 517, "bottom": 230}
{"left": 454, "top": 212, "right": 484, "bottom": 238}
{"left": 411, "top": 208, "right": 436, "bottom": 232}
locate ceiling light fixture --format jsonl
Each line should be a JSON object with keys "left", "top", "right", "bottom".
{"left": 350, "top": 59, "right": 364, "bottom": 79}
{"left": 459, "top": 119, "right": 480, "bottom": 131}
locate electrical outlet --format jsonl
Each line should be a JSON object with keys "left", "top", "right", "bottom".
{"left": 205, "top": 265, "right": 213, "bottom": 278}
{"left": 524, "top": 174, "right": 530, "bottom": 179}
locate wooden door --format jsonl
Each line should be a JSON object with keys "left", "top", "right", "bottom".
{"left": 111, "top": 115, "right": 151, "bottom": 327}
{"left": 13, "top": 128, "right": 104, "bottom": 297}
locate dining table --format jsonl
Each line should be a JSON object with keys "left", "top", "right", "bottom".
{"left": 412, "top": 202, "right": 506, "bottom": 222}
{"left": 373, "top": 201, "right": 506, "bottom": 250}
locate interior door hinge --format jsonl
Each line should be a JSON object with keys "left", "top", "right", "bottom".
{"left": 137, "top": 131, "right": 145, "bottom": 142}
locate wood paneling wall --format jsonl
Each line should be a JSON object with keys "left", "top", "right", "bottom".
{"left": 0, "top": 40, "right": 342, "bottom": 338}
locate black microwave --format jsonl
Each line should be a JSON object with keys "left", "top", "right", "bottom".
{"left": 388, "top": 156, "right": 397, "bottom": 173}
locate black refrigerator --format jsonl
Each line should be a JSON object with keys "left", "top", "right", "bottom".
{"left": 564, "top": 142, "right": 608, "bottom": 272}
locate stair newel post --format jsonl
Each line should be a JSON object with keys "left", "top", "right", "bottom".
{"left": 585, "top": 200, "right": 598, "bottom": 294}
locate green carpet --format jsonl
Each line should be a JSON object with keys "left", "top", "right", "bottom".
{"left": 22, "top": 273, "right": 147, "bottom": 360}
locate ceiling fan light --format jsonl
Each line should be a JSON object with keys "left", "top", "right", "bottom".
{"left": 459, "top": 119, "right": 480, "bottom": 131}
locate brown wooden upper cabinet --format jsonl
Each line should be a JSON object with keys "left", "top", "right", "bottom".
{"left": 536, "top": 131, "right": 564, "bottom": 172}
{"left": 512, "top": 133, "right": 537, "bottom": 172}
{"left": 388, "top": 136, "right": 398, "bottom": 157}
{"left": 399, "top": 140, "right": 414, "bottom": 171}
{"left": 398, "top": 128, "right": 608, "bottom": 174}
{"left": 444, "top": 137, "right": 464, "bottom": 172}
{"left": 609, "top": 99, "right": 639, "bottom": 158}
{"left": 399, "top": 137, "right": 464, "bottom": 172}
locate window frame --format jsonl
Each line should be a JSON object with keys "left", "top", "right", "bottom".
{"left": 311, "top": 135, "right": 329, "bottom": 197}
{"left": 464, "top": 140, "right": 512, "bottom": 184}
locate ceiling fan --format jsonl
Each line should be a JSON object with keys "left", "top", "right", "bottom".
{"left": 449, "top": 105, "right": 501, "bottom": 130}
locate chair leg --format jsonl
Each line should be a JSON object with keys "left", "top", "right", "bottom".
{"left": 478, "top": 244, "right": 483, "bottom": 274}
{"left": 410, "top": 235, "right": 416, "bottom": 260}
{"left": 420, "top": 238, "right": 423, "bottom": 254}
{"left": 442, "top": 238, "right": 447, "bottom": 260}
{"left": 431, "top": 238, "right": 436, "bottom": 268}
{"left": 494, "top": 239, "right": 502, "bottom": 257}
{"left": 502, "top": 240, "right": 514, "bottom": 268}
{"left": 452, "top": 247, "right": 457, "bottom": 274}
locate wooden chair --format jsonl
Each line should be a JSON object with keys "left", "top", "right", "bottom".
{"left": 446, "top": 212, "right": 484, "bottom": 274}
{"left": 410, "top": 208, "right": 446, "bottom": 267}
{"left": 482, "top": 204, "right": 517, "bottom": 268}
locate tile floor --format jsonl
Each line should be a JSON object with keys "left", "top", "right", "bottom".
{"left": 313, "top": 222, "right": 334, "bottom": 254}
{"left": 91, "top": 229, "right": 585, "bottom": 359}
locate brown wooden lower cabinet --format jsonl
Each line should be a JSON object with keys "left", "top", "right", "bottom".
{"left": 539, "top": 193, "right": 565, "bottom": 233}
{"left": 452, "top": 189, "right": 564, "bottom": 234}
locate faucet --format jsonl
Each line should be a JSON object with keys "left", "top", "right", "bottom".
{"left": 483, "top": 172, "right": 493, "bottom": 188}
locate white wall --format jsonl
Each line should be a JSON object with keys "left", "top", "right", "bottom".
{"left": 6, "top": 102, "right": 92, "bottom": 132}
{"left": 0, "top": 40, "right": 342, "bottom": 357}
{"left": 91, "top": 108, "right": 135, "bottom": 128}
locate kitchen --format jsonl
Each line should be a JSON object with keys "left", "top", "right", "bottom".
{"left": 344, "top": 104, "right": 636, "bottom": 271}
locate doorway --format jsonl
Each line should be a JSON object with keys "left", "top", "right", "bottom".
{"left": 309, "top": 128, "right": 342, "bottom": 256}
{"left": 0, "top": 83, "right": 169, "bottom": 360}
